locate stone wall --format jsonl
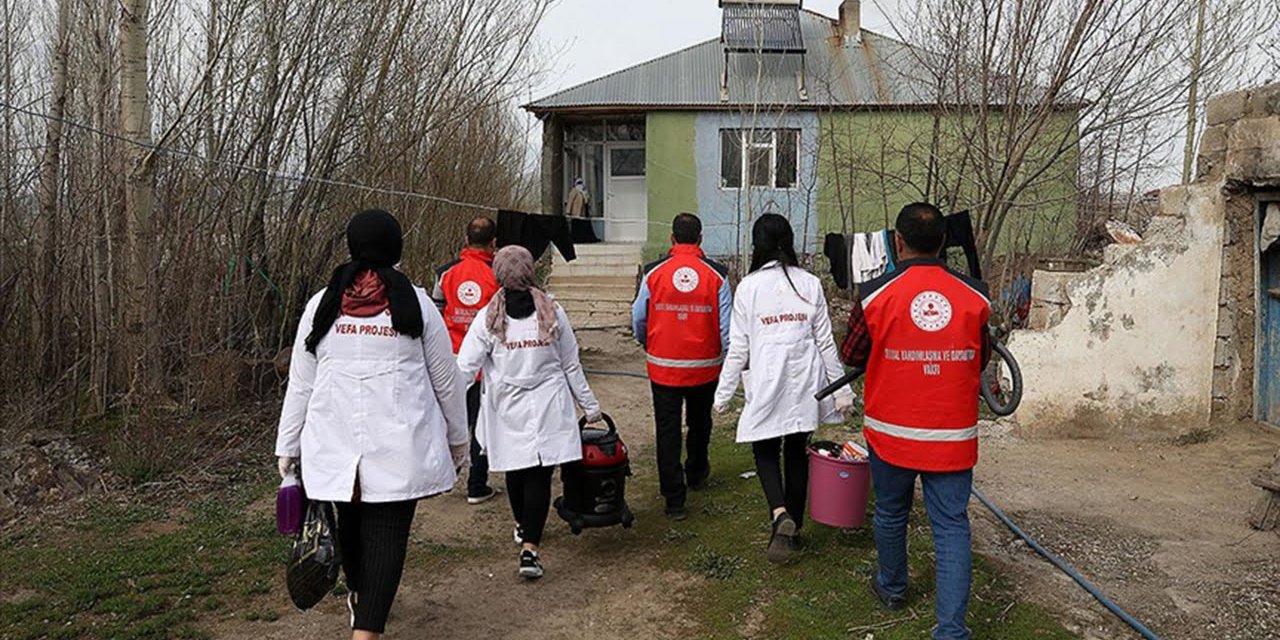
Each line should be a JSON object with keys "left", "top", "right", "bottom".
{"left": 1013, "top": 82, "right": 1280, "bottom": 435}
{"left": 1200, "top": 82, "right": 1280, "bottom": 422}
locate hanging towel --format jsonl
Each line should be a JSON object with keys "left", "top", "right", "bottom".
{"left": 496, "top": 210, "right": 577, "bottom": 262}
{"left": 880, "top": 229, "right": 896, "bottom": 275}
{"left": 943, "top": 211, "right": 981, "bottom": 280}
{"left": 824, "top": 233, "right": 851, "bottom": 290}
{"left": 850, "top": 232, "right": 887, "bottom": 284}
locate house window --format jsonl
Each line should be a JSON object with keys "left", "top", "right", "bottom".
{"left": 720, "top": 128, "right": 799, "bottom": 189}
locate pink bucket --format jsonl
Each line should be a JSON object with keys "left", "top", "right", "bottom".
{"left": 808, "top": 448, "right": 870, "bottom": 529}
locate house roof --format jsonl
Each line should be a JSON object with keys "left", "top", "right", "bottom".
{"left": 525, "top": 9, "right": 937, "bottom": 113}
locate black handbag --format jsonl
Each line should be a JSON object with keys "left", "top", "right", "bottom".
{"left": 286, "top": 499, "right": 342, "bottom": 610}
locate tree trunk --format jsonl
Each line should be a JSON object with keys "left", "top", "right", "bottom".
{"left": 119, "top": 0, "right": 158, "bottom": 400}
{"left": 37, "top": 0, "right": 73, "bottom": 384}
{"left": 1182, "top": 0, "right": 1207, "bottom": 184}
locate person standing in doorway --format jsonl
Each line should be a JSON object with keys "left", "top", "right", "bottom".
{"left": 839, "top": 202, "right": 991, "bottom": 640}
{"left": 713, "top": 213, "right": 855, "bottom": 562}
{"left": 457, "top": 245, "right": 605, "bottom": 580}
{"left": 567, "top": 177, "right": 590, "bottom": 217}
{"left": 632, "top": 213, "right": 731, "bottom": 520}
{"left": 276, "top": 209, "right": 469, "bottom": 639}
{"left": 433, "top": 216, "right": 502, "bottom": 505}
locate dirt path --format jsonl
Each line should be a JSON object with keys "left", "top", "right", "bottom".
{"left": 972, "top": 420, "right": 1280, "bottom": 639}
{"left": 213, "top": 331, "right": 697, "bottom": 639}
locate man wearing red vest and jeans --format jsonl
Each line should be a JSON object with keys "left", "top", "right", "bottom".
{"left": 433, "top": 216, "right": 501, "bottom": 505}
{"left": 632, "top": 213, "right": 732, "bottom": 520}
{"left": 840, "top": 203, "right": 990, "bottom": 640}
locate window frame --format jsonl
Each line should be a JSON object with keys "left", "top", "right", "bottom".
{"left": 718, "top": 128, "right": 800, "bottom": 191}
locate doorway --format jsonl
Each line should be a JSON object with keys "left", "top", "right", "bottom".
{"left": 1257, "top": 200, "right": 1280, "bottom": 426}
{"left": 605, "top": 144, "right": 647, "bottom": 243}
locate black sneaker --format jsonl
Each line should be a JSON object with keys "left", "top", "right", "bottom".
{"left": 767, "top": 513, "right": 798, "bottom": 564}
{"left": 519, "top": 550, "right": 544, "bottom": 580}
{"left": 665, "top": 504, "right": 688, "bottom": 521}
{"left": 513, "top": 526, "right": 524, "bottom": 545}
{"left": 467, "top": 486, "right": 502, "bottom": 505}
{"left": 869, "top": 575, "right": 907, "bottom": 610}
{"left": 687, "top": 468, "right": 710, "bottom": 491}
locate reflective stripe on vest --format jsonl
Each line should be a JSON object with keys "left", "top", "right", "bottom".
{"left": 865, "top": 416, "right": 977, "bottom": 442}
{"left": 646, "top": 354, "right": 726, "bottom": 369}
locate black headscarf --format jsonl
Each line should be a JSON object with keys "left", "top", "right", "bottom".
{"left": 305, "top": 209, "right": 423, "bottom": 353}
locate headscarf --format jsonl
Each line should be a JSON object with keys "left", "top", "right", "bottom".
{"left": 305, "top": 209, "right": 423, "bottom": 353}
{"left": 485, "top": 245, "right": 559, "bottom": 342}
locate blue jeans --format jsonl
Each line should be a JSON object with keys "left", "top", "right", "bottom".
{"left": 869, "top": 447, "right": 973, "bottom": 640}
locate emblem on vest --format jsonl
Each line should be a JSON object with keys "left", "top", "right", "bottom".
{"left": 673, "top": 267, "right": 699, "bottom": 293}
{"left": 910, "top": 291, "right": 953, "bottom": 332}
{"left": 457, "top": 280, "right": 483, "bottom": 306}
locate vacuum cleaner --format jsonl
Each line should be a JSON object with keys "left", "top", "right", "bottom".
{"left": 554, "top": 413, "right": 635, "bottom": 534}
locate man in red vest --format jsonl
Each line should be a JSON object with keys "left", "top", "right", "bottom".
{"left": 632, "top": 213, "right": 732, "bottom": 520}
{"left": 840, "top": 203, "right": 990, "bottom": 640}
{"left": 433, "top": 216, "right": 501, "bottom": 505}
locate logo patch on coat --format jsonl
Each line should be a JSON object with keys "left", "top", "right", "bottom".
{"left": 910, "top": 291, "right": 953, "bottom": 332}
{"left": 456, "top": 280, "right": 483, "bottom": 306}
{"left": 673, "top": 267, "right": 699, "bottom": 293}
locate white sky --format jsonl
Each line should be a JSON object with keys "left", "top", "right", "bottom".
{"left": 530, "top": 0, "right": 902, "bottom": 100}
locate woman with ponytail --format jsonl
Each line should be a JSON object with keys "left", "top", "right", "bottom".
{"left": 275, "top": 209, "right": 469, "bottom": 639}
{"left": 713, "top": 213, "right": 856, "bottom": 563}
{"left": 457, "top": 245, "right": 604, "bottom": 580}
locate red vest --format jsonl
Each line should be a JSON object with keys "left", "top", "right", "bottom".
{"left": 437, "top": 248, "right": 499, "bottom": 354}
{"left": 861, "top": 261, "right": 990, "bottom": 472}
{"left": 643, "top": 245, "right": 727, "bottom": 387}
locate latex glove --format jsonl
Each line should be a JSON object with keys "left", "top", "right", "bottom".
{"left": 450, "top": 443, "right": 469, "bottom": 471}
{"left": 834, "top": 392, "right": 858, "bottom": 416}
{"left": 277, "top": 456, "right": 298, "bottom": 479}
{"left": 713, "top": 402, "right": 730, "bottom": 416}
{"left": 585, "top": 411, "right": 605, "bottom": 424}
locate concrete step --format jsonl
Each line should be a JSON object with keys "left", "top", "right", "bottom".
{"left": 547, "top": 281, "right": 637, "bottom": 298}
{"left": 551, "top": 262, "right": 639, "bottom": 279}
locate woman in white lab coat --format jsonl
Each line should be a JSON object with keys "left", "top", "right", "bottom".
{"left": 713, "top": 213, "right": 856, "bottom": 563}
{"left": 457, "top": 245, "right": 603, "bottom": 580}
{"left": 275, "top": 209, "right": 469, "bottom": 640}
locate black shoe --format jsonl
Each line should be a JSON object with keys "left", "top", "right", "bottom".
{"left": 467, "top": 486, "right": 501, "bottom": 505}
{"left": 687, "top": 471, "right": 709, "bottom": 491}
{"left": 519, "top": 550, "right": 544, "bottom": 580}
{"left": 767, "top": 513, "right": 798, "bottom": 564}
{"left": 869, "top": 575, "right": 907, "bottom": 610}
{"left": 665, "top": 504, "right": 688, "bottom": 521}
{"left": 513, "top": 525, "right": 524, "bottom": 545}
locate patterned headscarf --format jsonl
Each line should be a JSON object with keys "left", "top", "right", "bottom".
{"left": 485, "top": 245, "right": 559, "bottom": 342}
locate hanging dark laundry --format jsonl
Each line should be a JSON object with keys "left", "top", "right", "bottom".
{"left": 570, "top": 218, "right": 602, "bottom": 245}
{"left": 943, "top": 211, "right": 981, "bottom": 281}
{"left": 496, "top": 210, "right": 577, "bottom": 262}
{"left": 823, "top": 233, "right": 850, "bottom": 290}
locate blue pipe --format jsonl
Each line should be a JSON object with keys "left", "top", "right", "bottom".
{"left": 970, "top": 488, "right": 1162, "bottom": 640}
{"left": 582, "top": 366, "right": 1165, "bottom": 640}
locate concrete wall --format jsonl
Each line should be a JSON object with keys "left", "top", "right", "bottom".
{"left": 1013, "top": 186, "right": 1226, "bottom": 436}
{"left": 1013, "top": 81, "right": 1280, "bottom": 435}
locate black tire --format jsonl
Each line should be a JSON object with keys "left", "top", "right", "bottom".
{"left": 981, "top": 340, "right": 1023, "bottom": 417}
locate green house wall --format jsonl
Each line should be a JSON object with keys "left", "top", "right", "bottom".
{"left": 644, "top": 112, "right": 698, "bottom": 262}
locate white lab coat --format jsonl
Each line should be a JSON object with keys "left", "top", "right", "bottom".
{"left": 714, "top": 262, "right": 853, "bottom": 443}
{"left": 275, "top": 287, "right": 469, "bottom": 502}
{"left": 457, "top": 303, "right": 601, "bottom": 472}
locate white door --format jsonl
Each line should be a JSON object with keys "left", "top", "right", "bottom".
{"left": 605, "top": 145, "right": 647, "bottom": 243}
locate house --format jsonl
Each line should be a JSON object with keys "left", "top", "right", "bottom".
{"left": 524, "top": 0, "right": 1080, "bottom": 262}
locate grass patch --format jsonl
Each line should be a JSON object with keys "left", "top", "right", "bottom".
{"left": 0, "top": 488, "right": 285, "bottom": 640}
{"left": 626, "top": 409, "right": 1075, "bottom": 640}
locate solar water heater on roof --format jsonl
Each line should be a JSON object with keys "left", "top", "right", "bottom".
{"left": 721, "top": 2, "right": 806, "bottom": 54}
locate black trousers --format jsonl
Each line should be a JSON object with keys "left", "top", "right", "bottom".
{"left": 466, "top": 383, "right": 492, "bottom": 497}
{"left": 651, "top": 381, "right": 716, "bottom": 508}
{"left": 336, "top": 500, "right": 418, "bottom": 633}
{"left": 752, "top": 432, "right": 811, "bottom": 527}
{"left": 506, "top": 465, "right": 556, "bottom": 546}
